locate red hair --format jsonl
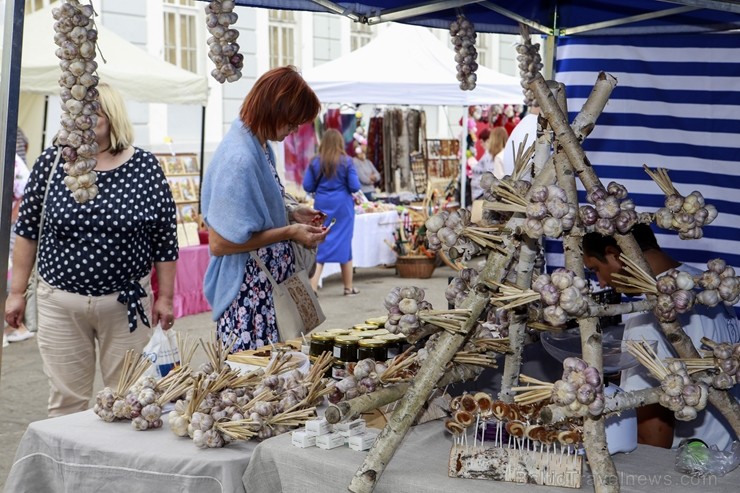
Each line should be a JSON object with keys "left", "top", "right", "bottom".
{"left": 239, "top": 66, "right": 320, "bottom": 142}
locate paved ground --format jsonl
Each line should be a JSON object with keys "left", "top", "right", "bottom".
{"left": 0, "top": 264, "right": 455, "bottom": 489}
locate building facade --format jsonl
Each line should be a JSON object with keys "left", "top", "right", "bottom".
{"left": 19, "top": 0, "right": 520, "bottom": 169}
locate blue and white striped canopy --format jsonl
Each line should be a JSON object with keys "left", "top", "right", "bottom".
{"left": 547, "top": 33, "right": 740, "bottom": 313}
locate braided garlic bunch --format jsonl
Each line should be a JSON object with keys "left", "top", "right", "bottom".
{"left": 53, "top": 0, "right": 100, "bottom": 203}
{"left": 384, "top": 286, "right": 432, "bottom": 337}
{"left": 710, "top": 342, "right": 740, "bottom": 390}
{"left": 205, "top": 0, "right": 243, "bottom": 83}
{"left": 445, "top": 268, "right": 480, "bottom": 308}
{"left": 579, "top": 182, "right": 645, "bottom": 236}
{"left": 523, "top": 185, "right": 577, "bottom": 239}
{"left": 531, "top": 269, "right": 590, "bottom": 326}
{"left": 515, "top": 26, "right": 543, "bottom": 107}
{"left": 654, "top": 269, "right": 697, "bottom": 323}
{"left": 654, "top": 191, "right": 717, "bottom": 240}
{"left": 645, "top": 165, "right": 718, "bottom": 239}
{"left": 695, "top": 259, "right": 740, "bottom": 307}
{"left": 425, "top": 209, "right": 488, "bottom": 261}
{"left": 450, "top": 14, "right": 478, "bottom": 91}
{"left": 551, "top": 357, "right": 605, "bottom": 417}
{"left": 659, "top": 361, "right": 708, "bottom": 421}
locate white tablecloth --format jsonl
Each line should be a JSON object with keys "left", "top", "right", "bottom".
{"left": 243, "top": 419, "right": 740, "bottom": 493}
{"left": 319, "top": 210, "right": 399, "bottom": 284}
{"left": 5, "top": 410, "right": 257, "bottom": 493}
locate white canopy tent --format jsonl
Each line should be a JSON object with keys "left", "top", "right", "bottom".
{"left": 303, "top": 23, "right": 522, "bottom": 204}
{"left": 302, "top": 23, "right": 522, "bottom": 106}
{"left": 17, "top": 4, "right": 209, "bottom": 162}
{"left": 20, "top": 4, "right": 209, "bottom": 105}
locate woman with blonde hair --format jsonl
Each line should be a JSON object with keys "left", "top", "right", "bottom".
{"left": 303, "top": 128, "right": 361, "bottom": 295}
{"left": 5, "top": 82, "right": 178, "bottom": 417}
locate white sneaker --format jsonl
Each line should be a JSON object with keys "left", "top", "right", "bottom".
{"left": 6, "top": 329, "right": 34, "bottom": 343}
{"left": 2, "top": 334, "right": 8, "bottom": 348}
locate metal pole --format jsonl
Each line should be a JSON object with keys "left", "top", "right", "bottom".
{"left": 0, "top": 0, "right": 26, "bottom": 367}
{"left": 459, "top": 107, "right": 468, "bottom": 209}
{"left": 199, "top": 105, "right": 206, "bottom": 210}
{"left": 41, "top": 95, "right": 50, "bottom": 154}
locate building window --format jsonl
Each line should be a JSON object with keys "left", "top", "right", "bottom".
{"left": 350, "top": 21, "right": 374, "bottom": 51}
{"left": 269, "top": 9, "right": 296, "bottom": 68}
{"left": 25, "top": 0, "right": 57, "bottom": 13}
{"left": 163, "top": 0, "right": 199, "bottom": 73}
{"left": 477, "top": 33, "right": 489, "bottom": 68}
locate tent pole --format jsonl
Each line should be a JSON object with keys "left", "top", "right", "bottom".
{"left": 459, "top": 107, "right": 468, "bottom": 209}
{"left": 41, "top": 96, "right": 50, "bottom": 153}
{"left": 0, "top": 0, "right": 26, "bottom": 368}
{"left": 199, "top": 105, "right": 206, "bottom": 208}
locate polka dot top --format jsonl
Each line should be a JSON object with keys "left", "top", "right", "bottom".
{"left": 15, "top": 146, "right": 179, "bottom": 296}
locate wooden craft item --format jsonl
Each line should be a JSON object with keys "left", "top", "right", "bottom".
{"left": 449, "top": 444, "right": 582, "bottom": 488}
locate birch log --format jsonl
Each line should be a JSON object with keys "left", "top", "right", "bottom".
{"left": 553, "top": 89, "right": 618, "bottom": 493}
{"left": 498, "top": 238, "right": 537, "bottom": 403}
{"left": 325, "top": 364, "right": 482, "bottom": 424}
{"left": 540, "top": 387, "right": 662, "bottom": 425}
{"left": 348, "top": 292, "right": 491, "bottom": 493}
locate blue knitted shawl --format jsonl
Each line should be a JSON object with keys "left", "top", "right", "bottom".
{"left": 201, "top": 119, "right": 287, "bottom": 319}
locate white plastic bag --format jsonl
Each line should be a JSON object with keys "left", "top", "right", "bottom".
{"left": 142, "top": 324, "right": 180, "bottom": 378}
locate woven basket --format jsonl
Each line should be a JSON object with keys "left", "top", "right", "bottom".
{"left": 396, "top": 255, "right": 436, "bottom": 279}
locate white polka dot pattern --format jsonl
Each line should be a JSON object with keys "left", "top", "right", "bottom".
{"left": 15, "top": 146, "right": 179, "bottom": 296}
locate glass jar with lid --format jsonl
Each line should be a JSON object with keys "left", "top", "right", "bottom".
{"left": 376, "top": 333, "right": 404, "bottom": 359}
{"left": 358, "top": 337, "right": 388, "bottom": 362}
{"left": 333, "top": 335, "right": 360, "bottom": 364}
{"left": 310, "top": 332, "right": 335, "bottom": 360}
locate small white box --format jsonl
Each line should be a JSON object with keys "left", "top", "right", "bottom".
{"left": 291, "top": 430, "right": 316, "bottom": 448}
{"left": 305, "top": 418, "right": 332, "bottom": 437}
{"left": 348, "top": 430, "right": 380, "bottom": 451}
{"left": 335, "top": 419, "right": 366, "bottom": 438}
{"left": 316, "top": 431, "right": 345, "bottom": 450}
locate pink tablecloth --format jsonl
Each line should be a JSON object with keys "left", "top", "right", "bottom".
{"left": 153, "top": 244, "right": 212, "bottom": 319}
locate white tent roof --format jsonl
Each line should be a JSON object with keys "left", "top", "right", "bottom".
{"left": 302, "top": 24, "right": 523, "bottom": 106}
{"left": 20, "top": 5, "right": 209, "bottom": 106}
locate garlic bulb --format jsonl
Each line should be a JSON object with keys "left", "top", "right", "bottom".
{"left": 553, "top": 358, "right": 604, "bottom": 417}
{"left": 450, "top": 14, "right": 478, "bottom": 90}
{"left": 515, "top": 26, "right": 543, "bottom": 106}
{"left": 53, "top": 0, "right": 100, "bottom": 203}
{"left": 205, "top": 1, "right": 243, "bottom": 83}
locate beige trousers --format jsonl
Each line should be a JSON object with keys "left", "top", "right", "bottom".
{"left": 36, "top": 276, "right": 152, "bottom": 417}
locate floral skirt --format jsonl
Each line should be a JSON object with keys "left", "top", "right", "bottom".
{"left": 216, "top": 241, "right": 295, "bottom": 352}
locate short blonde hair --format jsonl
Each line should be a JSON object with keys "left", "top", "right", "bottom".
{"left": 97, "top": 82, "right": 134, "bottom": 154}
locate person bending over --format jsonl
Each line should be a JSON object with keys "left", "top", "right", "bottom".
{"left": 583, "top": 224, "right": 739, "bottom": 449}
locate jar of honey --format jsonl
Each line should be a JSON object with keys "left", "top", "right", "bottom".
{"left": 358, "top": 337, "right": 388, "bottom": 362}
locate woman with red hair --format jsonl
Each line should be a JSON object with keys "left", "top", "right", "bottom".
{"left": 201, "top": 66, "right": 328, "bottom": 351}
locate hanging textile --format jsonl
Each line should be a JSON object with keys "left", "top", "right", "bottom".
{"left": 367, "top": 115, "right": 384, "bottom": 191}
{"left": 284, "top": 122, "right": 319, "bottom": 185}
